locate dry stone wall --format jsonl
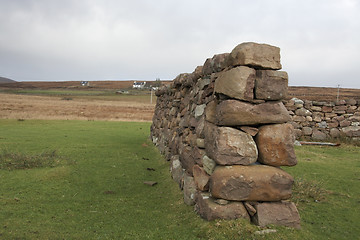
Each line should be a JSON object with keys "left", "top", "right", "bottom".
{"left": 151, "top": 42, "right": 300, "bottom": 228}
{"left": 284, "top": 98, "right": 360, "bottom": 141}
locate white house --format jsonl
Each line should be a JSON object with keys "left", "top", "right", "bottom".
{"left": 133, "top": 81, "right": 146, "bottom": 89}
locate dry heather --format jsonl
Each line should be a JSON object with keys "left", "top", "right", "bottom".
{"left": 0, "top": 93, "right": 155, "bottom": 122}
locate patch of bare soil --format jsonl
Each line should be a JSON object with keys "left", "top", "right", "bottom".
{"left": 0, "top": 93, "right": 155, "bottom": 122}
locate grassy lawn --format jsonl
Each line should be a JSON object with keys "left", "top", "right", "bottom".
{"left": 0, "top": 119, "right": 359, "bottom": 239}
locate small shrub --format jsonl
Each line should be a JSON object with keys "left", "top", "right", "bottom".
{"left": 0, "top": 150, "right": 73, "bottom": 170}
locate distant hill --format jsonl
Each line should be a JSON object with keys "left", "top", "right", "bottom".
{"left": 0, "top": 77, "right": 16, "bottom": 83}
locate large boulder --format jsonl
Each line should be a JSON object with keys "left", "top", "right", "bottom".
{"left": 255, "top": 70, "right": 288, "bottom": 100}
{"left": 210, "top": 165, "right": 293, "bottom": 201}
{"left": 195, "top": 192, "right": 250, "bottom": 221}
{"left": 204, "top": 122, "right": 258, "bottom": 165}
{"left": 214, "top": 66, "right": 255, "bottom": 101}
{"left": 251, "top": 201, "right": 301, "bottom": 229}
{"left": 216, "top": 100, "right": 291, "bottom": 126}
{"left": 227, "top": 42, "right": 282, "bottom": 70}
{"left": 255, "top": 123, "right": 297, "bottom": 166}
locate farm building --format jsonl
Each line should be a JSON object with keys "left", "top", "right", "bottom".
{"left": 133, "top": 81, "right": 146, "bottom": 89}
{"left": 80, "top": 81, "right": 89, "bottom": 86}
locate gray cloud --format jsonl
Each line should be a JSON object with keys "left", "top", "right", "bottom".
{"left": 0, "top": 0, "right": 359, "bottom": 88}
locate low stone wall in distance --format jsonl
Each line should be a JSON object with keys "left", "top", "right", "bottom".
{"left": 151, "top": 42, "right": 300, "bottom": 228}
{"left": 284, "top": 98, "right": 360, "bottom": 141}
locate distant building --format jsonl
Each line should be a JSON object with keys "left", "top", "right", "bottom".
{"left": 81, "top": 81, "right": 89, "bottom": 86}
{"left": 133, "top": 81, "right": 146, "bottom": 89}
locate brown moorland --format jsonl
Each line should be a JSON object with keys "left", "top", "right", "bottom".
{"left": 0, "top": 81, "right": 359, "bottom": 122}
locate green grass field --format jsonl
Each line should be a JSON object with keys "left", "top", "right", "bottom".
{"left": 0, "top": 119, "right": 359, "bottom": 239}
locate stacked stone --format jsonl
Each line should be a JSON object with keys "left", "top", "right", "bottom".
{"left": 151, "top": 42, "right": 300, "bottom": 228}
{"left": 285, "top": 98, "right": 360, "bottom": 140}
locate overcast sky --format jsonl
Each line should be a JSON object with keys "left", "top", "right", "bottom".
{"left": 0, "top": 0, "right": 359, "bottom": 88}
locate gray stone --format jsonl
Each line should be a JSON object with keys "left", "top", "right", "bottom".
{"left": 198, "top": 78, "right": 211, "bottom": 90}
{"left": 183, "top": 174, "right": 197, "bottom": 206}
{"left": 255, "top": 70, "right": 288, "bottom": 100}
{"left": 295, "top": 108, "right": 312, "bottom": 116}
{"left": 317, "top": 121, "right": 328, "bottom": 129}
{"left": 292, "top": 98, "right": 304, "bottom": 105}
{"left": 170, "top": 155, "right": 184, "bottom": 188}
{"left": 214, "top": 66, "right": 255, "bottom": 101}
{"left": 194, "top": 104, "right": 206, "bottom": 118}
{"left": 204, "top": 122, "right": 258, "bottom": 165}
{"left": 202, "top": 155, "right": 216, "bottom": 175}
{"left": 227, "top": 42, "right": 282, "bottom": 70}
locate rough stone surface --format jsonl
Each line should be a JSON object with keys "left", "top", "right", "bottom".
{"left": 205, "top": 100, "right": 217, "bottom": 124}
{"left": 227, "top": 42, "right": 282, "bottom": 70}
{"left": 341, "top": 126, "right": 360, "bottom": 137}
{"left": 170, "top": 155, "right": 184, "bottom": 188}
{"left": 255, "top": 70, "right": 288, "bottom": 100}
{"left": 330, "top": 128, "right": 341, "bottom": 138}
{"left": 202, "top": 53, "right": 229, "bottom": 75}
{"left": 193, "top": 165, "right": 210, "bottom": 191}
{"left": 194, "top": 104, "right": 206, "bottom": 118}
{"left": 196, "top": 138, "right": 205, "bottom": 149}
{"left": 202, "top": 155, "right": 216, "bottom": 175}
{"left": 312, "top": 130, "right": 327, "bottom": 140}
{"left": 302, "top": 127, "right": 313, "bottom": 136}
{"left": 244, "top": 202, "right": 257, "bottom": 216}
{"left": 252, "top": 201, "right": 301, "bottom": 229}
{"left": 183, "top": 174, "right": 197, "bottom": 206}
{"left": 255, "top": 123, "right": 297, "bottom": 166}
{"left": 210, "top": 165, "right": 294, "bottom": 201}
{"left": 179, "top": 144, "right": 196, "bottom": 175}
{"left": 214, "top": 66, "right": 255, "bottom": 101}
{"left": 216, "top": 100, "right": 291, "bottom": 126}
{"left": 239, "top": 126, "right": 259, "bottom": 136}
{"left": 204, "top": 122, "right": 258, "bottom": 165}
{"left": 195, "top": 192, "right": 250, "bottom": 221}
